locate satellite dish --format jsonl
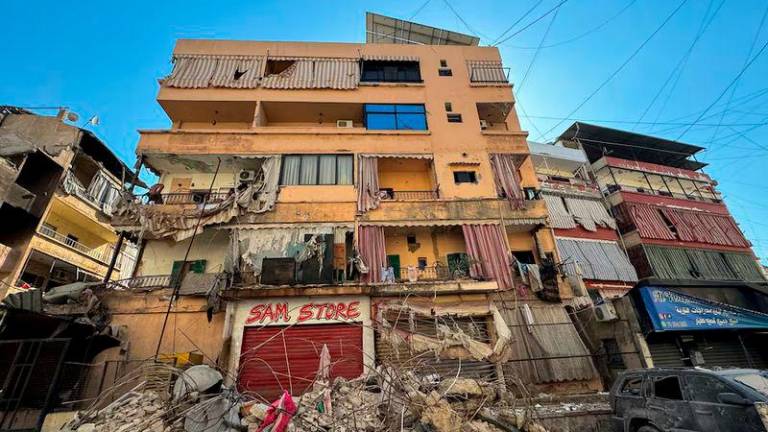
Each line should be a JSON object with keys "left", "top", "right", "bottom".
{"left": 66, "top": 111, "right": 79, "bottom": 122}
{"left": 88, "top": 115, "right": 100, "bottom": 126}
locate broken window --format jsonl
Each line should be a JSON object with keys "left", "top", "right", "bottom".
{"left": 687, "top": 375, "right": 731, "bottom": 403}
{"left": 281, "top": 154, "right": 353, "bottom": 186}
{"left": 620, "top": 376, "right": 643, "bottom": 396}
{"left": 453, "top": 171, "right": 477, "bottom": 184}
{"left": 361, "top": 61, "right": 421, "bottom": 83}
{"left": 653, "top": 376, "right": 684, "bottom": 400}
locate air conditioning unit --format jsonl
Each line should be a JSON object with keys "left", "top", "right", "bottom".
{"left": 239, "top": 169, "right": 257, "bottom": 183}
{"left": 595, "top": 301, "right": 618, "bottom": 322}
{"left": 336, "top": 120, "right": 354, "bottom": 128}
{"left": 479, "top": 120, "right": 489, "bottom": 130}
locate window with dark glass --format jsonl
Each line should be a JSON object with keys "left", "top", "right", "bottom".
{"left": 447, "top": 113, "right": 463, "bottom": 123}
{"left": 281, "top": 154, "right": 353, "bottom": 185}
{"left": 364, "top": 104, "right": 427, "bottom": 131}
{"left": 361, "top": 61, "right": 421, "bottom": 83}
{"left": 439, "top": 69, "right": 453, "bottom": 76}
{"left": 454, "top": 171, "right": 477, "bottom": 184}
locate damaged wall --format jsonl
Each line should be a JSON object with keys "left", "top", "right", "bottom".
{"left": 138, "top": 229, "right": 230, "bottom": 275}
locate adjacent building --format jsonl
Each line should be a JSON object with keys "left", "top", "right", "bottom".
{"left": 110, "top": 16, "right": 602, "bottom": 399}
{"left": 0, "top": 107, "right": 139, "bottom": 298}
{"left": 558, "top": 122, "right": 768, "bottom": 369}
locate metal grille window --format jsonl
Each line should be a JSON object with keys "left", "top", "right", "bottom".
{"left": 281, "top": 154, "right": 353, "bottom": 185}
{"left": 361, "top": 61, "right": 421, "bottom": 83}
{"left": 364, "top": 104, "right": 427, "bottom": 131}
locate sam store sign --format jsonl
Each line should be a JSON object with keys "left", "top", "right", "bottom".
{"left": 245, "top": 300, "right": 362, "bottom": 325}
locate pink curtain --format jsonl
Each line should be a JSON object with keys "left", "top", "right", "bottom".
{"left": 358, "top": 225, "right": 386, "bottom": 283}
{"left": 462, "top": 224, "right": 513, "bottom": 290}
{"left": 356, "top": 156, "right": 380, "bottom": 213}
{"left": 490, "top": 153, "right": 525, "bottom": 209}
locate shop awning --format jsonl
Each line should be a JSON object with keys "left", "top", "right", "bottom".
{"left": 637, "top": 286, "right": 768, "bottom": 332}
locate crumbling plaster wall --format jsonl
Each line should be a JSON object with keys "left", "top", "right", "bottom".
{"left": 138, "top": 228, "right": 229, "bottom": 275}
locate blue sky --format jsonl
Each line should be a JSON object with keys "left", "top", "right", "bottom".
{"left": 2, "top": 0, "right": 768, "bottom": 262}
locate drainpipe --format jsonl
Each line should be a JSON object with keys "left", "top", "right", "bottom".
{"left": 103, "top": 157, "right": 144, "bottom": 282}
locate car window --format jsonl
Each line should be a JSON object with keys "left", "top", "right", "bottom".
{"left": 734, "top": 373, "right": 768, "bottom": 397}
{"left": 687, "top": 375, "right": 732, "bottom": 403}
{"left": 620, "top": 376, "right": 643, "bottom": 396}
{"left": 653, "top": 376, "right": 684, "bottom": 400}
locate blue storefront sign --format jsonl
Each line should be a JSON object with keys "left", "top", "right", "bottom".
{"left": 638, "top": 286, "right": 768, "bottom": 332}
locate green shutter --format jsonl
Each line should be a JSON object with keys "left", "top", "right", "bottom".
{"left": 191, "top": 260, "right": 207, "bottom": 273}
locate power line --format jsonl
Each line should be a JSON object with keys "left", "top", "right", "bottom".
{"left": 441, "top": 0, "right": 492, "bottom": 41}
{"left": 516, "top": 5, "right": 559, "bottom": 95}
{"left": 490, "top": 0, "right": 545, "bottom": 46}
{"left": 675, "top": 29, "right": 768, "bottom": 139}
{"left": 408, "top": 0, "right": 432, "bottom": 20}
{"left": 493, "top": 0, "right": 570, "bottom": 46}
{"left": 522, "top": 115, "right": 768, "bottom": 127}
{"left": 536, "top": 0, "right": 689, "bottom": 141}
{"left": 706, "top": 1, "right": 768, "bottom": 145}
{"left": 502, "top": 0, "right": 637, "bottom": 50}
{"left": 635, "top": 0, "right": 725, "bottom": 128}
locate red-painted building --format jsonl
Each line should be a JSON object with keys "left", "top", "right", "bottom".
{"left": 558, "top": 122, "right": 768, "bottom": 369}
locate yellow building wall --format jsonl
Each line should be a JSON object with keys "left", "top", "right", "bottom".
{"left": 378, "top": 158, "right": 435, "bottom": 191}
{"left": 383, "top": 227, "right": 467, "bottom": 267}
{"left": 138, "top": 229, "right": 229, "bottom": 275}
{"left": 45, "top": 197, "right": 116, "bottom": 247}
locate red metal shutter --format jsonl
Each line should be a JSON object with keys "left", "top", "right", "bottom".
{"left": 238, "top": 323, "right": 363, "bottom": 400}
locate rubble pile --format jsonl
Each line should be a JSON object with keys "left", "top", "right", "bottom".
{"left": 58, "top": 362, "right": 581, "bottom": 432}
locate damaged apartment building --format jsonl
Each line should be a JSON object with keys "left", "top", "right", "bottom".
{"left": 555, "top": 123, "right": 768, "bottom": 372}
{"left": 107, "top": 14, "right": 604, "bottom": 401}
{"left": 0, "top": 106, "right": 141, "bottom": 430}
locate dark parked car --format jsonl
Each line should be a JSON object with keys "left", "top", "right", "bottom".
{"left": 610, "top": 368, "right": 768, "bottom": 432}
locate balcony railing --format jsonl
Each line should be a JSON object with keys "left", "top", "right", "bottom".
{"left": 142, "top": 191, "right": 234, "bottom": 205}
{"left": 38, "top": 225, "right": 114, "bottom": 264}
{"left": 391, "top": 265, "right": 462, "bottom": 282}
{"left": 379, "top": 189, "right": 439, "bottom": 201}
{"left": 106, "top": 274, "right": 172, "bottom": 292}
{"left": 603, "top": 184, "right": 722, "bottom": 204}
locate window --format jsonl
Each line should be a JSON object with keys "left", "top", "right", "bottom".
{"left": 438, "top": 69, "right": 453, "bottom": 76}
{"left": 620, "top": 376, "right": 643, "bottom": 396}
{"left": 653, "top": 376, "right": 684, "bottom": 400}
{"left": 444, "top": 102, "right": 453, "bottom": 112}
{"left": 687, "top": 375, "right": 731, "bottom": 403}
{"left": 440, "top": 60, "right": 448, "bottom": 68}
{"left": 447, "top": 113, "right": 463, "bottom": 123}
{"left": 171, "top": 259, "right": 207, "bottom": 287}
{"left": 281, "top": 155, "right": 353, "bottom": 185}
{"left": 454, "top": 171, "right": 477, "bottom": 184}
{"left": 364, "top": 104, "right": 427, "bottom": 131}
{"left": 417, "top": 257, "right": 427, "bottom": 270}
{"left": 361, "top": 61, "right": 421, "bottom": 83}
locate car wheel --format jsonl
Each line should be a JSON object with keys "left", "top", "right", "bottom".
{"left": 637, "top": 426, "right": 660, "bottom": 432}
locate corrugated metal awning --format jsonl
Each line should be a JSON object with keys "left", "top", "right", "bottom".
{"left": 359, "top": 153, "right": 433, "bottom": 159}
{"left": 360, "top": 220, "right": 500, "bottom": 227}
{"left": 362, "top": 54, "right": 420, "bottom": 61}
{"left": 504, "top": 217, "right": 546, "bottom": 226}
{"left": 467, "top": 60, "right": 507, "bottom": 83}
{"left": 164, "top": 54, "right": 219, "bottom": 88}
{"left": 556, "top": 237, "right": 638, "bottom": 283}
{"left": 262, "top": 57, "right": 360, "bottom": 90}
{"left": 210, "top": 55, "right": 263, "bottom": 88}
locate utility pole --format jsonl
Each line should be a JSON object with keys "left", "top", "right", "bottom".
{"left": 103, "top": 157, "right": 144, "bottom": 283}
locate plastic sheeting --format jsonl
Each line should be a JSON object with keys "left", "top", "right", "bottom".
{"left": 489, "top": 153, "right": 525, "bottom": 208}
{"left": 236, "top": 226, "right": 337, "bottom": 276}
{"left": 356, "top": 156, "right": 380, "bottom": 213}
{"left": 556, "top": 238, "right": 638, "bottom": 282}
{"left": 462, "top": 224, "right": 513, "bottom": 290}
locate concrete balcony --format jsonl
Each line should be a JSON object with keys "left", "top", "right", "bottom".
{"left": 361, "top": 196, "right": 547, "bottom": 224}
{"left": 37, "top": 224, "right": 115, "bottom": 266}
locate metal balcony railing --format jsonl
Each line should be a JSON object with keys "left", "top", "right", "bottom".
{"left": 603, "top": 184, "right": 722, "bottom": 204}
{"left": 144, "top": 191, "right": 233, "bottom": 205}
{"left": 38, "top": 225, "right": 114, "bottom": 264}
{"left": 379, "top": 189, "right": 439, "bottom": 201}
{"left": 392, "top": 265, "right": 461, "bottom": 282}
{"left": 106, "top": 274, "right": 172, "bottom": 291}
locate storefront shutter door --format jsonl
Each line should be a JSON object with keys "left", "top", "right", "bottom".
{"left": 239, "top": 324, "right": 363, "bottom": 400}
